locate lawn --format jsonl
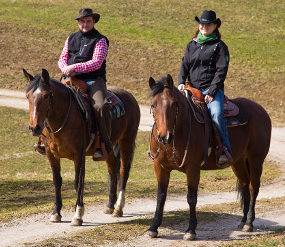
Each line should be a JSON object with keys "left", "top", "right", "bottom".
{"left": 0, "top": 0, "right": 284, "bottom": 122}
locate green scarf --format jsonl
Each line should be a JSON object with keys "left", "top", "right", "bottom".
{"left": 197, "top": 32, "right": 217, "bottom": 44}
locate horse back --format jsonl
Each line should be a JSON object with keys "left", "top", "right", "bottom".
{"left": 108, "top": 86, "right": 141, "bottom": 139}
{"left": 231, "top": 97, "right": 271, "bottom": 155}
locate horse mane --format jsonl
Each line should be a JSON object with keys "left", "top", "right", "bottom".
{"left": 149, "top": 76, "right": 168, "bottom": 97}
{"left": 26, "top": 75, "right": 66, "bottom": 93}
{"left": 149, "top": 76, "right": 182, "bottom": 98}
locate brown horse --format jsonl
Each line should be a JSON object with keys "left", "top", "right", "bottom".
{"left": 23, "top": 69, "right": 140, "bottom": 226}
{"left": 147, "top": 74, "right": 271, "bottom": 240}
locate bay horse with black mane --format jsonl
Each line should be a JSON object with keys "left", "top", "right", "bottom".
{"left": 147, "top": 74, "right": 271, "bottom": 240}
{"left": 24, "top": 69, "right": 140, "bottom": 226}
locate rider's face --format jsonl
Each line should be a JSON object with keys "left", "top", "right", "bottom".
{"left": 199, "top": 23, "right": 217, "bottom": 36}
{"left": 78, "top": 16, "right": 95, "bottom": 33}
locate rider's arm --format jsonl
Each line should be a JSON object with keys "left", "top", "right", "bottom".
{"left": 58, "top": 37, "right": 69, "bottom": 73}
{"left": 73, "top": 38, "right": 108, "bottom": 73}
{"left": 178, "top": 42, "right": 191, "bottom": 86}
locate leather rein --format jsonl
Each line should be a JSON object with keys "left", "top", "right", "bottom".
{"left": 43, "top": 87, "right": 72, "bottom": 135}
{"left": 148, "top": 100, "right": 191, "bottom": 168}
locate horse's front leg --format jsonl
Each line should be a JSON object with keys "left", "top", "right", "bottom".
{"left": 183, "top": 167, "right": 200, "bottom": 240}
{"left": 147, "top": 162, "right": 170, "bottom": 238}
{"left": 71, "top": 151, "right": 85, "bottom": 226}
{"left": 47, "top": 152, "right": 62, "bottom": 223}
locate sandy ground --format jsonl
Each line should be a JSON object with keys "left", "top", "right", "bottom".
{"left": 0, "top": 89, "right": 284, "bottom": 247}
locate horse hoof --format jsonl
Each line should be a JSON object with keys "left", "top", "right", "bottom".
{"left": 242, "top": 224, "right": 253, "bottom": 232}
{"left": 147, "top": 230, "right": 158, "bottom": 238}
{"left": 70, "top": 218, "right": 83, "bottom": 226}
{"left": 112, "top": 207, "right": 123, "bottom": 217}
{"left": 104, "top": 207, "right": 114, "bottom": 214}
{"left": 183, "top": 232, "right": 196, "bottom": 241}
{"left": 238, "top": 222, "right": 245, "bottom": 229}
{"left": 50, "top": 213, "right": 62, "bottom": 222}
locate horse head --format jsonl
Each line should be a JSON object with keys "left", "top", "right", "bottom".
{"left": 24, "top": 68, "right": 52, "bottom": 136}
{"left": 149, "top": 74, "right": 178, "bottom": 145}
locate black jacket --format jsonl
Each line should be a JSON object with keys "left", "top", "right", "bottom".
{"left": 178, "top": 38, "right": 229, "bottom": 97}
{"left": 68, "top": 28, "right": 109, "bottom": 81}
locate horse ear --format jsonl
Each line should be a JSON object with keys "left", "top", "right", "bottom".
{"left": 23, "top": 69, "right": 34, "bottom": 82}
{"left": 41, "top": 69, "right": 50, "bottom": 84}
{"left": 166, "top": 74, "right": 174, "bottom": 89}
{"left": 149, "top": 77, "right": 156, "bottom": 89}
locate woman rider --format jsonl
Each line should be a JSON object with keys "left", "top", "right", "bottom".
{"left": 178, "top": 10, "right": 232, "bottom": 167}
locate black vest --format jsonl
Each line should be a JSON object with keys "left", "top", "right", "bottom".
{"left": 67, "top": 28, "right": 109, "bottom": 80}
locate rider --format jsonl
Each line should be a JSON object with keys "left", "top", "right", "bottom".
{"left": 57, "top": 8, "right": 112, "bottom": 159}
{"left": 177, "top": 10, "right": 232, "bottom": 167}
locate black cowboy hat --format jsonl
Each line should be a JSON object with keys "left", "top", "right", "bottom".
{"left": 195, "top": 10, "right": 221, "bottom": 27}
{"left": 73, "top": 8, "right": 100, "bottom": 23}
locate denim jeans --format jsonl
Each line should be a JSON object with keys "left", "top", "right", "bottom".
{"left": 202, "top": 89, "right": 232, "bottom": 154}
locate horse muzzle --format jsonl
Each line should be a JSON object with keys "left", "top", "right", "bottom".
{"left": 29, "top": 124, "right": 43, "bottom": 136}
{"left": 158, "top": 132, "right": 173, "bottom": 145}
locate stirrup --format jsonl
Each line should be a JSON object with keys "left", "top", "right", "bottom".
{"left": 216, "top": 147, "right": 232, "bottom": 168}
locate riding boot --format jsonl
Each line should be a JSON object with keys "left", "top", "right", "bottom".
{"left": 100, "top": 103, "right": 113, "bottom": 153}
{"left": 93, "top": 103, "right": 113, "bottom": 160}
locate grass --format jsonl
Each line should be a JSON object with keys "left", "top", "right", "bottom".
{"left": 0, "top": 0, "right": 284, "bottom": 122}
{"left": 23, "top": 197, "right": 285, "bottom": 246}
{"left": 0, "top": 106, "right": 281, "bottom": 222}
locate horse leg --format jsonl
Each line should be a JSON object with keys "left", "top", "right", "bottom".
{"left": 104, "top": 151, "right": 119, "bottom": 215}
{"left": 112, "top": 138, "right": 135, "bottom": 217}
{"left": 232, "top": 158, "right": 252, "bottom": 230}
{"left": 147, "top": 163, "right": 170, "bottom": 238}
{"left": 243, "top": 157, "right": 263, "bottom": 232}
{"left": 183, "top": 168, "right": 200, "bottom": 241}
{"left": 47, "top": 153, "right": 62, "bottom": 223}
{"left": 71, "top": 151, "right": 86, "bottom": 226}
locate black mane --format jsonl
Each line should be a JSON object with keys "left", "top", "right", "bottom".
{"left": 26, "top": 75, "right": 66, "bottom": 93}
{"left": 149, "top": 76, "right": 168, "bottom": 97}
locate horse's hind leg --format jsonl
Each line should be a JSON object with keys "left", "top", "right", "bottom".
{"left": 47, "top": 153, "right": 62, "bottom": 223}
{"left": 112, "top": 139, "right": 135, "bottom": 217}
{"left": 243, "top": 156, "right": 263, "bottom": 232}
{"left": 104, "top": 149, "right": 120, "bottom": 215}
{"left": 233, "top": 157, "right": 262, "bottom": 232}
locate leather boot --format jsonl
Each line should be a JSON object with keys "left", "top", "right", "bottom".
{"left": 94, "top": 103, "right": 113, "bottom": 157}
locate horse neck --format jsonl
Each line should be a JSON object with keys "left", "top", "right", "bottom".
{"left": 47, "top": 80, "right": 71, "bottom": 129}
{"left": 175, "top": 89, "right": 193, "bottom": 134}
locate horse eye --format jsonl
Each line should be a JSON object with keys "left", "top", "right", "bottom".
{"left": 44, "top": 94, "right": 49, "bottom": 99}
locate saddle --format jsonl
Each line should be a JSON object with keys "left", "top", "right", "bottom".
{"left": 62, "top": 77, "right": 125, "bottom": 160}
{"left": 184, "top": 85, "right": 248, "bottom": 168}
{"left": 185, "top": 85, "right": 247, "bottom": 126}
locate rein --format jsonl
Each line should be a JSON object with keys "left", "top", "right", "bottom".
{"left": 44, "top": 87, "right": 72, "bottom": 134}
{"left": 148, "top": 100, "right": 191, "bottom": 168}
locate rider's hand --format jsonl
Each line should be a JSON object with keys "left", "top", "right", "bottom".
{"left": 62, "top": 65, "right": 75, "bottom": 77}
{"left": 204, "top": 95, "right": 213, "bottom": 104}
{"left": 178, "top": 84, "right": 185, "bottom": 91}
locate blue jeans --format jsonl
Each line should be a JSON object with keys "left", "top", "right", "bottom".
{"left": 202, "top": 89, "right": 232, "bottom": 154}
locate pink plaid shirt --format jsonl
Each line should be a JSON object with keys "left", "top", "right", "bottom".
{"left": 58, "top": 37, "right": 108, "bottom": 73}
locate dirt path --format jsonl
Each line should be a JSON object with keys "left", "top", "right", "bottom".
{"left": 0, "top": 89, "right": 284, "bottom": 247}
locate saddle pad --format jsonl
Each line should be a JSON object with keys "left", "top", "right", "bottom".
{"left": 106, "top": 90, "right": 126, "bottom": 119}
{"left": 190, "top": 99, "right": 248, "bottom": 127}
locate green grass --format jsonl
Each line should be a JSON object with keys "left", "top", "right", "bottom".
{"left": 0, "top": 106, "right": 280, "bottom": 222}
{"left": 0, "top": 0, "right": 284, "bottom": 122}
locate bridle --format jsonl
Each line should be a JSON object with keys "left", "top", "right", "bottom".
{"left": 35, "top": 86, "right": 72, "bottom": 136}
{"left": 148, "top": 99, "right": 191, "bottom": 168}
